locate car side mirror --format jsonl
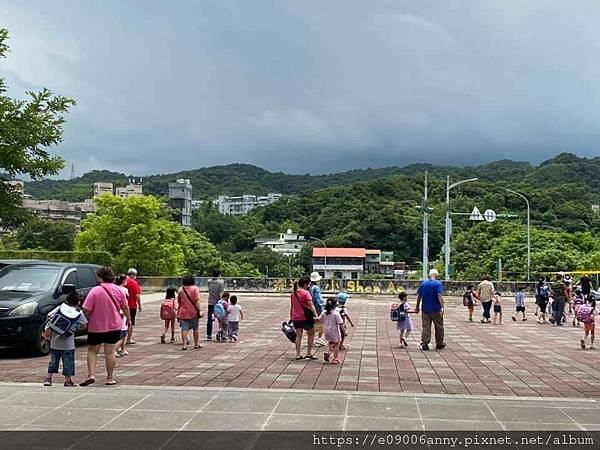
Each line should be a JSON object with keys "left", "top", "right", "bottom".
{"left": 60, "top": 284, "right": 77, "bottom": 295}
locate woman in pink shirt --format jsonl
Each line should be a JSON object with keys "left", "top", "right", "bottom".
{"left": 177, "top": 274, "right": 204, "bottom": 350}
{"left": 80, "top": 267, "right": 131, "bottom": 386}
{"left": 290, "top": 276, "right": 319, "bottom": 360}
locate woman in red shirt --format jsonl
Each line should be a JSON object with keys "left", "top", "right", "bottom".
{"left": 290, "top": 276, "right": 319, "bottom": 360}
{"left": 177, "top": 274, "right": 204, "bottom": 350}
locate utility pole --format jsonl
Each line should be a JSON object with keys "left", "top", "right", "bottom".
{"left": 422, "top": 171, "right": 430, "bottom": 280}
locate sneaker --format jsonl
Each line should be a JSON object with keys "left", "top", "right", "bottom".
{"left": 122, "top": 349, "right": 129, "bottom": 356}
{"left": 64, "top": 381, "right": 75, "bottom": 387}
{"left": 512, "top": 316, "right": 516, "bottom": 321}
{"left": 523, "top": 318, "right": 527, "bottom": 322}
{"left": 436, "top": 343, "right": 446, "bottom": 350}
{"left": 43, "top": 378, "right": 52, "bottom": 387}
{"left": 216, "top": 333, "right": 221, "bottom": 341}
{"left": 232, "top": 335, "right": 238, "bottom": 342}
{"left": 170, "top": 337, "right": 176, "bottom": 343}
{"left": 591, "top": 345, "right": 596, "bottom": 349}
{"left": 206, "top": 336, "right": 212, "bottom": 341}
{"left": 324, "top": 352, "right": 330, "bottom": 362}
{"left": 160, "top": 334, "right": 166, "bottom": 344}
{"left": 421, "top": 344, "right": 429, "bottom": 351}
{"left": 401, "top": 337, "right": 408, "bottom": 347}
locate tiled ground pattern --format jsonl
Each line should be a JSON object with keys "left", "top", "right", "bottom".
{"left": 1, "top": 294, "right": 600, "bottom": 398}
{"left": 0, "top": 383, "right": 598, "bottom": 431}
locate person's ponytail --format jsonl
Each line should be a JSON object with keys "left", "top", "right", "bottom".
{"left": 293, "top": 282, "right": 298, "bottom": 295}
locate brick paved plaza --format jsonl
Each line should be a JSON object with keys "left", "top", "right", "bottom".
{"left": 2, "top": 293, "right": 600, "bottom": 398}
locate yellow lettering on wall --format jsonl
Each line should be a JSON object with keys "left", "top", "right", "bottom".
{"left": 346, "top": 281, "right": 356, "bottom": 292}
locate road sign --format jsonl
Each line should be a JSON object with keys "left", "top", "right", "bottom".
{"left": 469, "top": 206, "right": 484, "bottom": 221}
{"left": 484, "top": 209, "right": 497, "bottom": 222}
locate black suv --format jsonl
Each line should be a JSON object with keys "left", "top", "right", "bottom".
{"left": 0, "top": 262, "right": 99, "bottom": 355}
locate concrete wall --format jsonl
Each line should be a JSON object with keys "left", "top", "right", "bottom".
{"left": 137, "top": 277, "right": 536, "bottom": 296}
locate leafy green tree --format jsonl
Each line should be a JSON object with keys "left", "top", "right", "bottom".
{"left": 76, "top": 195, "right": 185, "bottom": 275}
{"left": 0, "top": 29, "right": 75, "bottom": 227}
{"left": 16, "top": 218, "right": 76, "bottom": 251}
{"left": 181, "top": 228, "right": 222, "bottom": 276}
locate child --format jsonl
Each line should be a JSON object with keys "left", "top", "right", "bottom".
{"left": 160, "top": 287, "right": 178, "bottom": 344}
{"left": 493, "top": 292, "right": 503, "bottom": 325}
{"left": 336, "top": 292, "right": 355, "bottom": 350}
{"left": 572, "top": 288, "right": 585, "bottom": 327}
{"left": 579, "top": 297, "right": 596, "bottom": 350}
{"left": 512, "top": 287, "right": 527, "bottom": 322}
{"left": 319, "top": 297, "right": 343, "bottom": 364}
{"left": 43, "top": 291, "right": 87, "bottom": 387}
{"left": 535, "top": 278, "right": 550, "bottom": 323}
{"left": 396, "top": 292, "right": 413, "bottom": 348}
{"left": 214, "top": 292, "right": 230, "bottom": 341}
{"left": 227, "top": 295, "right": 243, "bottom": 342}
{"left": 463, "top": 285, "right": 478, "bottom": 321}
{"left": 114, "top": 274, "right": 129, "bottom": 357}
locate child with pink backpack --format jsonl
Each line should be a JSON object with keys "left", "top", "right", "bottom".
{"left": 578, "top": 297, "right": 596, "bottom": 350}
{"left": 160, "top": 288, "right": 178, "bottom": 344}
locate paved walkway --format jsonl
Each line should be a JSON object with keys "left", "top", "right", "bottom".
{"left": 1, "top": 294, "right": 600, "bottom": 397}
{"left": 0, "top": 383, "right": 598, "bottom": 431}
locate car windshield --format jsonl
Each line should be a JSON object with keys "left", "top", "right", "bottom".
{"left": 0, "top": 266, "right": 61, "bottom": 293}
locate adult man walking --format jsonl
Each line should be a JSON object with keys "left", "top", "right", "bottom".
{"left": 550, "top": 272, "right": 567, "bottom": 326}
{"left": 206, "top": 268, "right": 224, "bottom": 340}
{"left": 478, "top": 277, "right": 495, "bottom": 324}
{"left": 415, "top": 269, "right": 445, "bottom": 351}
{"left": 126, "top": 268, "right": 142, "bottom": 345}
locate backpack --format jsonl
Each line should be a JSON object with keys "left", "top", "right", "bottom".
{"left": 281, "top": 321, "right": 297, "bottom": 343}
{"left": 160, "top": 299, "right": 176, "bottom": 320}
{"left": 390, "top": 303, "right": 407, "bottom": 321}
{"left": 47, "top": 304, "right": 82, "bottom": 337}
{"left": 463, "top": 292, "right": 474, "bottom": 307}
{"left": 213, "top": 302, "right": 225, "bottom": 320}
{"left": 576, "top": 304, "right": 595, "bottom": 324}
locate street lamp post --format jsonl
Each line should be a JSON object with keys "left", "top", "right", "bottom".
{"left": 415, "top": 171, "right": 433, "bottom": 280}
{"left": 505, "top": 189, "right": 531, "bottom": 281}
{"left": 444, "top": 176, "right": 478, "bottom": 281}
{"left": 310, "top": 236, "right": 327, "bottom": 279}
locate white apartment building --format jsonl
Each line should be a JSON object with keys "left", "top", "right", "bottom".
{"left": 115, "top": 178, "right": 143, "bottom": 198}
{"left": 216, "top": 193, "right": 282, "bottom": 215}
{"left": 255, "top": 229, "right": 306, "bottom": 257}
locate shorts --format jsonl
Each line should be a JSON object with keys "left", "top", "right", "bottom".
{"left": 129, "top": 308, "right": 137, "bottom": 326}
{"left": 48, "top": 349, "right": 75, "bottom": 376}
{"left": 292, "top": 320, "right": 314, "bottom": 331}
{"left": 87, "top": 330, "right": 121, "bottom": 346}
{"left": 180, "top": 318, "right": 199, "bottom": 332}
{"left": 516, "top": 306, "right": 525, "bottom": 313}
{"left": 584, "top": 322, "right": 595, "bottom": 332}
{"left": 493, "top": 305, "right": 502, "bottom": 314}
{"left": 119, "top": 330, "right": 128, "bottom": 339}
{"left": 538, "top": 300, "right": 548, "bottom": 312}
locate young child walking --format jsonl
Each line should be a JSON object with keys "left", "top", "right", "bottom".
{"left": 214, "top": 292, "right": 230, "bottom": 341}
{"left": 395, "top": 292, "right": 413, "bottom": 348}
{"left": 572, "top": 288, "right": 585, "bottom": 327}
{"left": 319, "top": 297, "right": 343, "bottom": 364}
{"left": 336, "top": 292, "right": 355, "bottom": 350}
{"left": 115, "top": 274, "right": 129, "bottom": 357}
{"left": 512, "top": 287, "right": 527, "bottom": 322}
{"left": 463, "top": 285, "right": 478, "bottom": 321}
{"left": 579, "top": 297, "right": 596, "bottom": 350}
{"left": 227, "top": 295, "right": 243, "bottom": 342}
{"left": 493, "top": 292, "right": 504, "bottom": 325}
{"left": 43, "top": 291, "right": 87, "bottom": 387}
{"left": 160, "top": 287, "right": 178, "bottom": 344}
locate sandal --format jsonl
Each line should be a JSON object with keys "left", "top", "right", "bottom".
{"left": 105, "top": 380, "right": 117, "bottom": 386}
{"left": 79, "top": 377, "right": 96, "bottom": 387}
{"left": 180, "top": 347, "right": 188, "bottom": 351}
{"left": 295, "top": 355, "right": 304, "bottom": 360}
{"left": 304, "top": 354, "right": 318, "bottom": 360}
{"left": 194, "top": 345, "right": 202, "bottom": 349}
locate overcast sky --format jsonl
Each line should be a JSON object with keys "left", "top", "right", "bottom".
{"left": 3, "top": 0, "right": 600, "bottom": 177}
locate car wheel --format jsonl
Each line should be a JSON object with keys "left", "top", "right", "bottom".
{"left": 33, "top": 324, "right": 51, "bottom": 356}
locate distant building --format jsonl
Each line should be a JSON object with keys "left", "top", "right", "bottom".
{"left": 93, "top": 182, "right": 113, "bottom": 197}
{"left": 380, "top": 251, "right": 395, "bottom": 277}
{"left": 169, "top": 179, "right": 193, "bottom": 227}
{"left": 22, "top": 199, "right": 83, "bottom": 230}
{"left": 216, "top": 193, "right": 282, "bottom": 215}
{"left": 312, "top": 247, "right": 366, "bottom": 280}
{"left": 6, "top": 180, "right": 24, "bottom": 195}
{"left": 365, "top": 249, "right": 381, "bottom": 274}
{"left": 115, "top": 178, "right": 143, "bottom": 198}
{"left": 255, "top": 229, "right": 306, "bottom": 256}
{"left": 191, "top": 200, "right": 204, "bottom": 210}
{"left": 593, "top": 205, "right": 600, "bottom": 216}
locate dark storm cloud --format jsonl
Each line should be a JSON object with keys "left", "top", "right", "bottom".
{"left": 3, "top": 0, "right": 600, "bottom": 177}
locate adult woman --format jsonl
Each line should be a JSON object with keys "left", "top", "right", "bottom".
{"left": 177, "top": 273, "right": 204, "bottom": 350}
{"left": 81, "top": 267, "right": 131, "bottom": 386}
{"left": 290, "top": 276, "right": 319, "bottom": 360}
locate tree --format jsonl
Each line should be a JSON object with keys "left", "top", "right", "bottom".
{"left": 0, "top": 29, "right": 75, "bottom": 227}
{"left": 75, "top": 195, "right": 185, "bottom": 275}
{"left": 181, "top": 228, "right": 222, "bottom": 276}
{"left": 17, "top": 218, "right": 76, "bottom": 251}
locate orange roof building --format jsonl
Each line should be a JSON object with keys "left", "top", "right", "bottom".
{"left": 311, "top": 247, "right": 366, "bottom": 280}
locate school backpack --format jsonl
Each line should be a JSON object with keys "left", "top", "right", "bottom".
{"left": 47, "top": 304, "right": 82, "bottom": 337}
{"left": 463, "top": 292, "right": 474, "bottom": 307}
{"left": 576, "top": 304, "right": 595, "bottom": 324}
{"left": 281, "top": 321, "right": 297, "bottom": 343}
{"left": 213, "top": 301, "right": 226, "bottom": 320}
{"left": 390, "top": 303, "right": 407, "bottom": 321}
{"left": 160, "top": 299, "right": 176, "bottom": 320}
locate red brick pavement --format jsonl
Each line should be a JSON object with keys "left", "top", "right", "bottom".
{"left": 2, "top": 294, "right": 600, "bottom": 398}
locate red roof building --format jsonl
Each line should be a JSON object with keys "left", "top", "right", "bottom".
{"left": 312, "top": 247, "right": 366, "bottom": 280}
